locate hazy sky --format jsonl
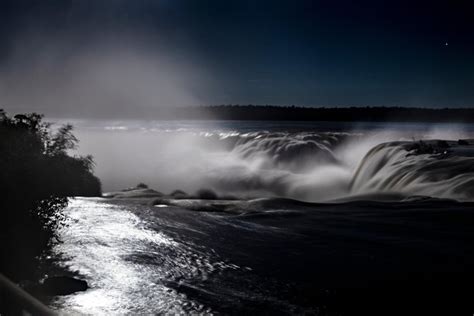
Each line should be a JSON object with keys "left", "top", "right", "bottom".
{"left": 0, "top": 0, "right": 473, "bottom": 117}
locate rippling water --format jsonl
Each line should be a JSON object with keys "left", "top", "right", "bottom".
{"left": 50, "top": 197, "right": 474, "bottom": 315}
{"left": 52, "top": 198, "right": 240, "bottom": 315}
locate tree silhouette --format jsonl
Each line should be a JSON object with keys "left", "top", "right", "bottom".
{"left": 0, "top": 109, "right": 101, "bottom": 282}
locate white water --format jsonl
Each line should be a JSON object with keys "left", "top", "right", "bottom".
{"left": 351, "top": 142, "right": 474, "bottom": 201}
{"left": 67, "top": 121, "right": 474, "bottom": 202}
{"left": 52, "top": 198, "right": 237, "bottom": 314}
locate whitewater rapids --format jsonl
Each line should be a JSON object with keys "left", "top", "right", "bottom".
{"left": 351, "top": 140, "right": 474, "bottom": 201}
{"left": 200, "top": 132, "right": 474, "bottom": 202}
{"left": 69, "top": 120, "right": 474, "bottom": 202}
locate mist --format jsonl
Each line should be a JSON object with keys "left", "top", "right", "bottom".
{"left": 67, "top": 121, "right": 474, "bottom": 201}
{"left": 0, "top": 32, "right": 212, "bottom": 119}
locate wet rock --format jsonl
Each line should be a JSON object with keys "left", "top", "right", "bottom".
{"left": 195, "top": 188, "right": 218, "bottom": 200}
{"left": 104, "top": 188, "right": 163, "bottom": 198}
{"left": 170, "top": 189, "right": 188, "bottom": 199}
{"left": 436, "top": 140, "right": 450, "bottom": 148}
{"left": 42, "top": 276, "right": 88, "bottom": 295}
{"left": 406, "top": 140, "right": 434, "bottom": 155}
{"left": 406, "top": 140, "right": 453, "bottom": 156}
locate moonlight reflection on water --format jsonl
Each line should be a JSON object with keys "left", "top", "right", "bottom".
{"left": 48, "top": 192, "right": 474, "bottom": 315}
{"left": 51, "top": 198, "right": 234, "bottom": 315}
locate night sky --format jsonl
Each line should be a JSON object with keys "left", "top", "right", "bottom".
{"left": 0, "top": 0, "right": 473, "bottom": 117}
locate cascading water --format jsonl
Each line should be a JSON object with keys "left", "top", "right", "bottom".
{"left": 192, "top": 132, "right": 474, "bottom": 202}
{"left": 350, "top": 141, "right": 474, "bottom": 201}
{"left": 71, "top": 121, "right": 474, "bottom": 202}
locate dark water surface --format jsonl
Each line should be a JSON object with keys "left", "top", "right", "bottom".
{"left": 52, "top": 197, "right": 474, "bottom": 315}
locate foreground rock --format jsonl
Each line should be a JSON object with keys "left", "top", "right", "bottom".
{"left": 41, "top": 276, "right": 88, "bottom": 296}
{"left": 103, "top": 188, "right": 164, "bottom": 199}
{"left": 104, "top": 187, "right": 225, "bottom": 201}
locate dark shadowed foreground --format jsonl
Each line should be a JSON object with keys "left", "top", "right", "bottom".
{"left": 52, "top": 196, "right": 474, "bottom": 315}
{"left": 0, "top": 110, "right": 101, "bottom": 307}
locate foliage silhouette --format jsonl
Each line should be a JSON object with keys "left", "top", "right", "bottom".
{"left": 0, "top": 109, "right": 101, "bottom": 283}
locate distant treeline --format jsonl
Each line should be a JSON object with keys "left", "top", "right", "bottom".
{"left": 163, "top": 106, "right": 474, "bottom": 123}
